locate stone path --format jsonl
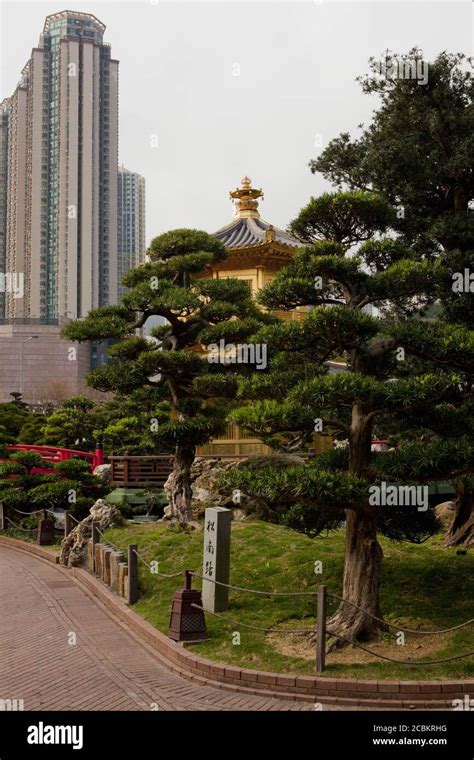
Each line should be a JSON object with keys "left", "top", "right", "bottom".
{"left": 0, "top": 546, "right": 315, "bottom": 711}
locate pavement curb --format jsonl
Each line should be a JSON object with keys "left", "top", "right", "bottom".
{"left": 0, "top": 534, "right": 60, "bottom": 563}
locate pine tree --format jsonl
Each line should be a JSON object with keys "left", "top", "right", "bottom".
{"left": 312, "top": 49, "right": 474, "bottom": 545}
{"left": 225, "top": 189, "right": 474, "bottom": 646}
{"left": 41, "top": 396, "right": 97, "bottom": 449}
{"left": 63, "top": 229, "right": 270, "bottom": 525}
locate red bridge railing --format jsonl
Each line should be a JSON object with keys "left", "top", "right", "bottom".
{"left": 6, "top": 445, "right": 104, "bottom": 472}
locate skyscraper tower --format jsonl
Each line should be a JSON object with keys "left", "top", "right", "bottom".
{"left": 117, "top": 165, "right": 146, "bottom": 299}
{"left": 0, "top": 100, "right": 9, "bottom": 319}
{"left": 2, "top": 10, "right": 119, "bottom": 320}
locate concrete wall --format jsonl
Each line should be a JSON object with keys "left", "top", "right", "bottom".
{"left": 0, "top": 323, "right": 91, "bottom": 403}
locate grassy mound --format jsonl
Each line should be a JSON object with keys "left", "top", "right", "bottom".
{"left": 104, "top": 520, "right": 473, "bottom": 680}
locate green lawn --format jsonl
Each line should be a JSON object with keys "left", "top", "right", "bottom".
{"left": 103, "top": 520, "right": 474, "bottom": 680}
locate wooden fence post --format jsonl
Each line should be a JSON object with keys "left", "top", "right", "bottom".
{"left": 184, "top": 569, "right": 192, "bottom": 590}
{"left": 0, "top": 502, "right": 4, "bottom": 531}
{"left": 91, "top": 522, "right": 99, "bottom": 572}
{"left": 64, "top": 510, "right": 73, "bottom": 538}
{"left": 316, "top": 584, "right": 327, "bottom": 673}
{"left": 127, "top": 544, "right": 138, "bottom": 604}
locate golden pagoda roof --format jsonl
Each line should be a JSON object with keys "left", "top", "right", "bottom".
{"left": 213, "top": 177, "right": 301, "bottom": 251}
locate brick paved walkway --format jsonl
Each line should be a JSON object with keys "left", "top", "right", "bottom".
{"left": 0, "top": 546, "right": 316, "bottom": 711}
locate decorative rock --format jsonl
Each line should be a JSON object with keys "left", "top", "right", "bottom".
{"left": 59, "top": 498, "right": 123, "bottom": 568}
{"left": 93, "top": 464, "right": 112, "bottom": 484}
{"left": 163, "top": 453, "right": 304, "bottom": 518}
{"left": 435, "top": 500, "right": 473, "bottom": 548}
{"left": 435, "top": 500, "right": 456, "bottom": 527}
{"left": 163, "top": 505, "right": 173, "bottom": 520}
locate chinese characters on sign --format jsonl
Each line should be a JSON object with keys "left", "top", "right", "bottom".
{"left": 202, "top": 507, "right": 232, "bottom": 613}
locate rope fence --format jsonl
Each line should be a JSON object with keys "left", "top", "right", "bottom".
{"left": 189, "top": 571, "right": 319, "bottom": 597}
{"left": 327, "top": 593, "right": 474, "bottom": 635}
{"left": 1, "top": 505, "right": 472, "bottom": 673}
{"left": 327, "top": 631, "right": 474, "bottom": 666}
{"left": 73, "top": 524, "right": 474, "bottom": 672}
{"left": 190, "top": 603, "right": 318, "bottom": 634}
{"left": 95, "top": 526, "right": 124, "bottom": 554}
{"left": 184, "top": 573, "right": 474, "bottom": 672}
{"left": 94, "top": 528, "right": 184, "bottom": 579}
{"left": 1, "top": 505, "right": 44, "bottom": 535}
{"left": 132, "top": 548, "right": 184, "bottom": 578}
{"left": 5, "top": 506, "right": 85, "bottom": 525}
{"left": 4, "top": 517, "right": 39, "bottom": 533}
{"left": 0, "top": 503, "right": 103, "bottom": 550}
{"left": 67, "top": 513, "right": 82, "bottom": 524}
{"left": 0, "top": 505, "right": 78, "bottom": 543}
{"left": 90, "top": 525, "right": 199, "bottom": 602}
{"left": 190, "top": 602, "right": 474, "bottom": 665}
{"left": 74, "top": 523, "right": 474, "bottom": 671}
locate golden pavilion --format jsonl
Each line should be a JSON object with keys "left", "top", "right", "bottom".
{"left": 208, "top": 176, "right": 303, "bottom": 315}
{"left": 198, "top": 177, "right": 315, "bottom": 456}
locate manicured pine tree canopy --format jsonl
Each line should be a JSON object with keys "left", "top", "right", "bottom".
{"left": 312, "top": 49, "right": 474, "bottom": 547}
{"left": 63, "top": 229, "right": 272, "bottom": 524}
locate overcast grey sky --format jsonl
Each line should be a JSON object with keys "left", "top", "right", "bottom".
{"left": 1, "top": 1, "right": 472, "bottom": 243}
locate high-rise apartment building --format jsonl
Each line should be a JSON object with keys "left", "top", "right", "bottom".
{"left": 117, "top": 165, "right": 146, "bottom": 299}
{"left": 0, "top": 100, "right": 9, "bottom": 318}
{"left": 1, "top": 10, "right": 119, "bottom": 320}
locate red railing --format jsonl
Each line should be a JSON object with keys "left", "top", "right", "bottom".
{"left": 5, "top": 445, "right": 104, "bottom": 472}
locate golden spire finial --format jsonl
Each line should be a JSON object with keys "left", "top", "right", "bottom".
{"left": 230, "top": 176, "right": 263, "bottom": 218}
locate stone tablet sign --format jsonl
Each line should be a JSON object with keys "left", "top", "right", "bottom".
{"left": 202, "top": 507, "right": 232, "bottom": 613}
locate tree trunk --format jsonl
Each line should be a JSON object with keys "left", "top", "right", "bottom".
{"left": 445, "top": 481, "right": 474, "bottom": 548}
{"left": 326, "top": 402, "right": 386, "bottom": 649}
{"left": 169, "top": 443, "right": 195, "bottom": 526}
{"left": 326, "top": 509, "right": 385, "bottom": 649}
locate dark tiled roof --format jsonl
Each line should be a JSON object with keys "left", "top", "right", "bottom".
{"left": 213, "top": 216, "right": 300, "bottom": 250}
